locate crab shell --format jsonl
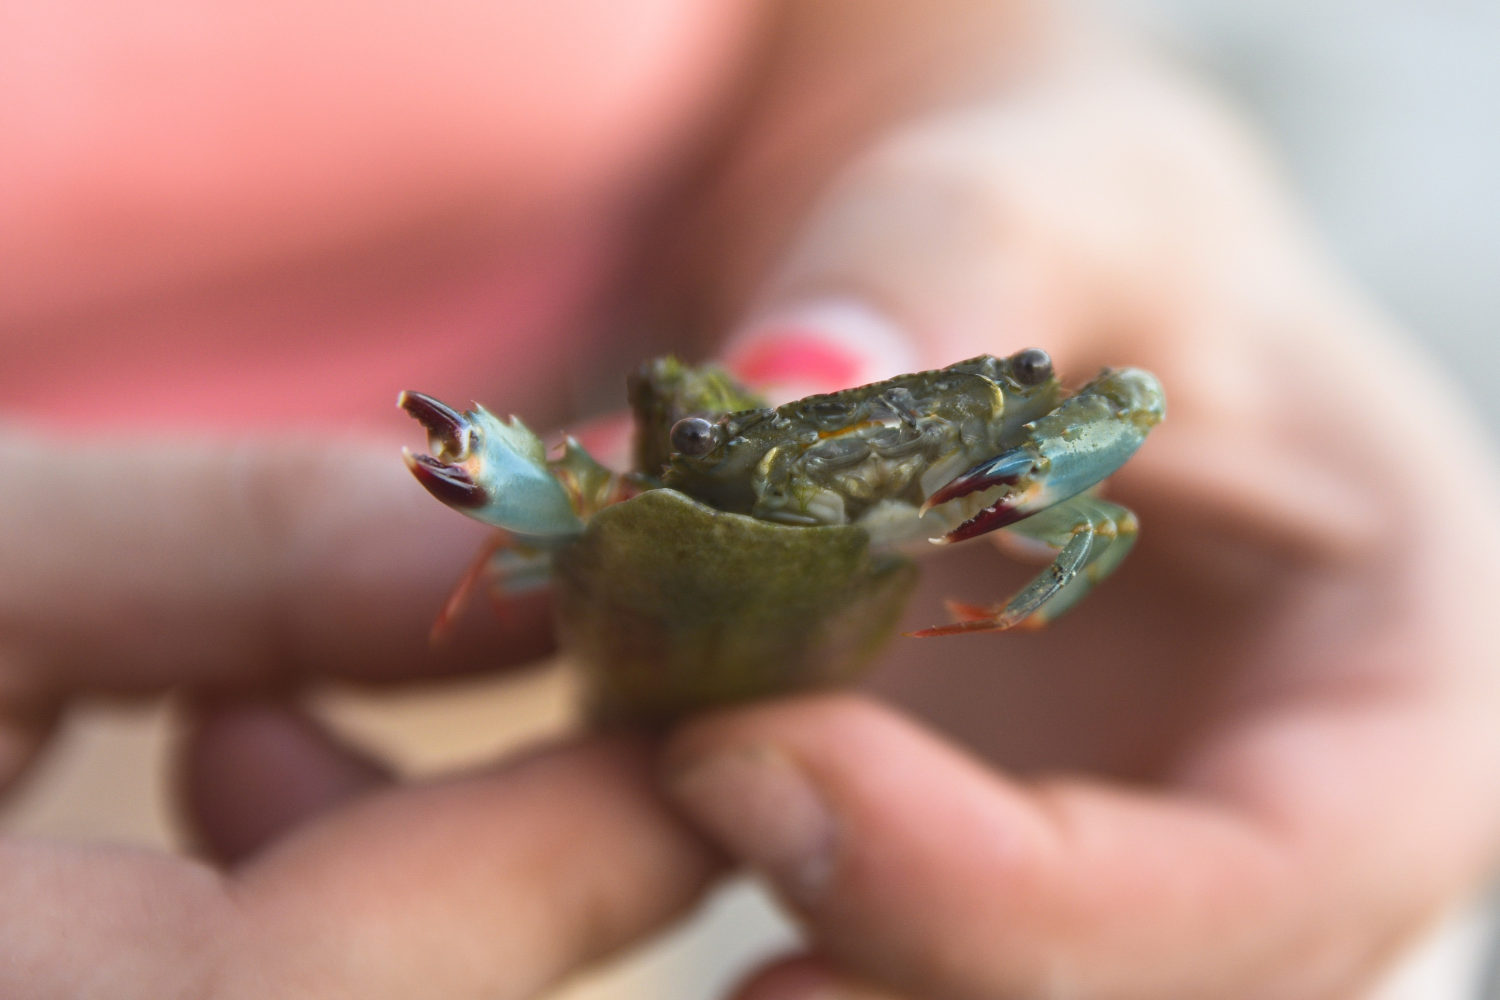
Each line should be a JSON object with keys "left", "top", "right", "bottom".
{"left": 552, "top": 488, "right": 916, "bottom": 724}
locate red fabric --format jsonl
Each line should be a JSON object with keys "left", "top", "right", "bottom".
{"left": 1, "top": 229, "right": 610, "bottom": 433}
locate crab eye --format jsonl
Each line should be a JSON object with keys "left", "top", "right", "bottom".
{"left": 669, "top": 416, "right": 718, "bottom": 457}
{"left": 1011, "top": 348, "right": 1053, "bottom": 386}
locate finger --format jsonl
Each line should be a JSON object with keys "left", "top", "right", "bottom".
{"left": 1, "top": 737, "right": 722, "bottom": 1000}
{"left": 732, "top": 953, "right": 908, "bottom": 1000}
{"left": 227, "top": 735, "right": 723, "bottom": 999}
{"left": 715, "top": 70, "right": 1254, "bottom": 374}
{"left": 709, "top": 71, "right": 1396, "bottom": 582}
{"left": 663, "top": 695, "right": 1468, "bottom": 1000}
{"left": 179, "top": 699, "right": 390, "bottom": 863}
{"left": 0, "top": 431, "right": 555, "bottom": 702}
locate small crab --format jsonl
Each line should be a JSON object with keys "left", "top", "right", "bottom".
{"left": 401, "top": 350, "right": 1164, "bottom": 721}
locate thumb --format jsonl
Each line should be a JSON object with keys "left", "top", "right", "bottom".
{"left": 663, "top": 696, "right": 1325, "bottom": 1000}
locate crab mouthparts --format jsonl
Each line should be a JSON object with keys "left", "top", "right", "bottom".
{"left": 398, "top": 390, "right": 488, "bottom": 508}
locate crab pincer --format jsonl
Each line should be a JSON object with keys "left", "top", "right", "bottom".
{"left": 909, "top": 367, "right": 1165, "bottom": 634}
{"left": 398, "top": 390, "right": 584, "bottom": 541}
{"left": 923, "top": 367, "right": 1164, "bottom": 545}
{"left": 399, "top": 391, "right": 488, "bottom": 509}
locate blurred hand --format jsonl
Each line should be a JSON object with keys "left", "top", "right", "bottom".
{"left": 5, "top": 1, "right": 1499, "bottom": 999}
{"left": 1, "top": 0, "right": 752, "bottom": 996}
{"left": 0, "top": 438, "right": 726, "bottom": 1000}
{"left": 646, "top": 11, "right": 1500, "bottom": 1000}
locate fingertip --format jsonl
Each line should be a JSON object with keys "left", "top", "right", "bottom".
{"left": 662, "top": 695, "right": 1092, "bottom": 993}
{"left": 666, "top": 740, "right": 838, "bottom": 910}
{"left": 178, "top": 698, "right": 391, "bottom": 863}
{"left": 663, "top": 694, "right": 1048, "bottom": 919}
{"left": 730, "top": 953, "right": 827, "bottom": 1000}
{"left": 723, "top": 298, "right": 921, "bottom": 400}
{"left": 663, "top": 693, "right": 888, "bottom": 771}
{"left": 731, "top": 953, "right": 901, "bottom": 1000}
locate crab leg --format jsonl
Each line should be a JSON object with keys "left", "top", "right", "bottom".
{"left": 923, "top": 367, "right": 1164, "bottom": 544}
{"left": 430, "top": 529, "right": 512, "bottom": 643}
{"left": 427, "top": 527, "right": 558, "bottom": 641}
{"left": 910, "top": 493, "right": 1138, "bottom": 636}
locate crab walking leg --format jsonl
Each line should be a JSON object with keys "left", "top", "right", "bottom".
{"left": 430, "top": 529, "right": 514, "bottom": 642}
{"left": 910, "top": 494, "right": 1137, "bottom": 636}
{"left": 926, "top": 368, "right": 1165, "bottom": 544}
{"left": 428, "top": 529, "right": 558, "bottom": 642}
{"left": 1005, "top": 494, "right": 1138, "bottom": 624}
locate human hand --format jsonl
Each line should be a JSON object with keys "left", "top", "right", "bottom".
{"left": 646, "top": 13, "right": 1500, "bottom": 1000}
{"left": 0, "top": 436, "right": 723, "bottom": 999}
{"left": 1, "top": 1, "right": 760, "bottom": 991}
{"left": 7, "top": 2, "right": 1498, "bottom": 998}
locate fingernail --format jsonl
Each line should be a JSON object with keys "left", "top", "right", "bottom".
{"left": 667, "top": 746, "right": 837, "bottom": 907}
{"left": 725, "top": 297, "right": 920, "bottom": 402}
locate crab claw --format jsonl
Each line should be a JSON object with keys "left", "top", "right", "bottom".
{"left": 922, "top": 367, "right": 1165, "bottom": 546}
{"left": 919, "top": 450, "right": 1035, "bottom": 516}
{"left": 399, "top": 390, "right": 584, "bottom": 541}
{"left": 402, "top": 450, "right": 483, "bottom": 507}
{"left": 399, "top": 390, "right": 471, "bottom": 452}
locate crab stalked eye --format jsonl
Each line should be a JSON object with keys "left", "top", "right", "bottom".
{"left": 669, "top": 416, "right": 719, "bottom": 457}
{"left": 1011, "top": 348, "right": 1053, "bottom": 386}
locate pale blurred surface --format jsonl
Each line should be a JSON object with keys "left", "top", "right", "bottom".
{"left": 4, "top": 1, "right": 1498, "bottom": 998}
{"left": 1107, "top": 6, "right": 1500, "bottom": 990}
{"left": 1110, "top": 0, "right": 1500, "bottom": 434}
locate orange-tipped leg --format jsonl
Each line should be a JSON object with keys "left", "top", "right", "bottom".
{"left": 905, "top": 494, "right": 1138, "bottom": 637}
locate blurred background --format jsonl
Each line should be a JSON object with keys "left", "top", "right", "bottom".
{"left": 1, "top": 1, "right": 1496, "bottom": 998}
{"left": 1116, "top": 0, "right": 1499, "bottom": 434}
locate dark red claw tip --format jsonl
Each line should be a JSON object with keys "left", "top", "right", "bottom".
{"left": 399, "top": 391, "right": 469, "bottom": 443}
{"left": 924, "top": 475, "right": 982, "bottom": 511}
{"left": 942, "top": 500, "right": 1027, "bottom": 544}
{"left": 405, "top": 452, "right": 488, "bottom": 509}
{"left": 922, "top": 451, "right": 1034, "bottom": 513}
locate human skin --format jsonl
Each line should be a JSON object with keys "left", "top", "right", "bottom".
{"left": 658, "top": 12, "right": 1500, "bottom": 999}
{"left": 1, "top": 1, "right": 748, "bottom": 997}
{"left": 3, "top": 2, "right": 1500, "bottom": 999}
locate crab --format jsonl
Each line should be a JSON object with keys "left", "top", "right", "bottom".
{"left": 400, "top": 349, "right": 1164, "bottom": 722}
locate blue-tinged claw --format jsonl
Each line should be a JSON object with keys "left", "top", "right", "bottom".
{"left": 1024, "top": 368, "right": 1164, "bottom": 505}
{"left": 927, "top": 367, "right": 1165, "bottom": 544}
{"left": 399, "top": 390, "right": 584, "bottom": 541}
